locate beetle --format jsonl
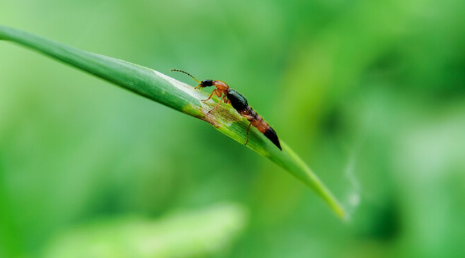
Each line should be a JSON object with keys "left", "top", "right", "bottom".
{"left": 172, "top": 69, "right": 282, "bottom": 150}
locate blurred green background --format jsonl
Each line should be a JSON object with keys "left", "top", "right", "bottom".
{"left": 1, "top": 0, "right": 465, "bottom": 257}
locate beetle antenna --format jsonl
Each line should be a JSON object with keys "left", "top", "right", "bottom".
{"left": 171, "top": 69, "right": 200, "bottom": 83}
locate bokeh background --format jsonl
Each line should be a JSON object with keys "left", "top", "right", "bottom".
{"left": 1, "top": 0, "right": 465, "bottom": 257}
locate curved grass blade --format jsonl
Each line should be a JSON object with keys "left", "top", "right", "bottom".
{"left": 0, "top": 25, "right": 345, "bottom": 218}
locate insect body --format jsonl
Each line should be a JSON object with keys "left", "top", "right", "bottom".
{"left": 171, "top": 69, "right": 282, "bottom": 150}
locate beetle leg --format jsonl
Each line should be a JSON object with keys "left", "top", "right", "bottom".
{"left": 208, "top": 94, "right": 226, "bottom": 113}
{"left": 244, "top": 122, "right": 253, "bottom": 145}
{"left": 202, "top": 90, "right": 216, "bottom": 102}
{"left": 242, "top": 115, "right": 254, "bottom": 121}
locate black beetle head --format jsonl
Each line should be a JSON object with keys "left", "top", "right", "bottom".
{"left": 200, "top": 79, "right": 214, "bottom": 87}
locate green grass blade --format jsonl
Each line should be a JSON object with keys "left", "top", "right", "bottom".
{"left": 43, "top": 203, "right": 247, "bottom": 258}
{"left": 0, "top": 25, "right": 345, "bottom": 218}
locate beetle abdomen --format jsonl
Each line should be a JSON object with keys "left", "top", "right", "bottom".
{"left": 264, "top": 127, "right": 282, "bottom": 150}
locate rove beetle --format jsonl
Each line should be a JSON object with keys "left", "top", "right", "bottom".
{"left": 171, "top": 69, "right": 282, "bottom": 150}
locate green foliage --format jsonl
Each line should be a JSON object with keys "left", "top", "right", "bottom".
{"left": 2, "top": 1, "right": 465, "bottom": 258}
{"left": 43, "top": 204, "right": 246, "bottom": 258}
{"left": 0, "top": 25, "right": 344, "bottom": 218}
